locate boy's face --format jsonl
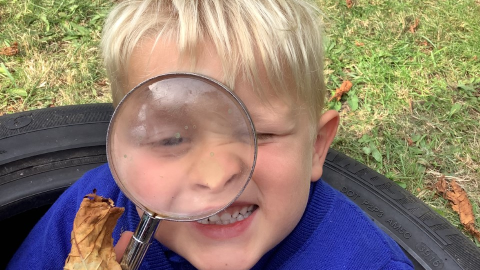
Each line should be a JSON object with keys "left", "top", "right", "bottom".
{"left": 125, "top": 38, "right": 338, "bottom": 269}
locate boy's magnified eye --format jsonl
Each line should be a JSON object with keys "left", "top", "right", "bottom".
{"left": 146, "top": 133, "right": 192, "bottom": 158}
{"left": 147, "top": 132, "right": 191, "bottom": 149}
{"left": 160, "top": 134, "right": 184, "bottom": 146}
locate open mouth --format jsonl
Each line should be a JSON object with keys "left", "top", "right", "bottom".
{"left": 196, "top": 204, "right": 258, "bottom": 225}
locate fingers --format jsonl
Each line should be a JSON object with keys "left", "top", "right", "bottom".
{"left": 114, "top": 231, "right": 134, "bottom": 262}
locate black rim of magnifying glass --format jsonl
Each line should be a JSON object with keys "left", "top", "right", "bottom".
{"left": 105, "top": 72, "right": 258, "bottom": 222}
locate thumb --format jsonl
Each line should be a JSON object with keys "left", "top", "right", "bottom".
{"left": 114, "top": 231, "right": 134, "bottom": 263}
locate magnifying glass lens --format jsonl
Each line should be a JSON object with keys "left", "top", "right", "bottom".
{"left": 107, "top": 74, "right": 256, "bottom": 220}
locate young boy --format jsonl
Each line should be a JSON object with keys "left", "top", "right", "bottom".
{"left": 8, "top": 1, "right": 413, "bottom": 269}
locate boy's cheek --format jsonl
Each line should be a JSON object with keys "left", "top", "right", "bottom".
{"left": 255, "top": 143, "right": 312, "bottom": 200}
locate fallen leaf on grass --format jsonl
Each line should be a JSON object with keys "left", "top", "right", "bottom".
{"left": 48, "top": 97, "right": 57, "bottom": 108}
{"left": 435, "top": 177, "right": 480, "bottom": 242}
{"left": 409, "top": 19, "right": 420, "bottom": 33}
{"left": 0, "top": 42, "right": 19, "bottom": 56}
{"left": 346, "top": 0, "right": 354, "bottom": 8}
{"left": 329, "top": 80, "right": 353, "bottom": 102}
{"left": 406, "top": 137, "right": 414, "bottom": 146}
{"left": 355, "top": 41, "right": 364, "bottom": 47}
{"left": 64, "top": 189, "right": 124, "bottom": 270}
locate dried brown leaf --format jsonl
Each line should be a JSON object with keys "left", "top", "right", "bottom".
{"left": 346, "top": 0, "right": 354, "bottom": 8}
{"left": 64, "top": 190, "right": 124, "bottom": 270}
{"left": 329, "top": 80, "right": 353, "bottom": 102}
{"left": 434, "top": 175, "right": 448, "bottom": 194}
{"left": 435, "top": 178, "right": 480, "bottom": 242}
{"left": 0, "top": 42, "right": 19, "bottom": 56}
{"left": 355, "top": 41, "right": 364, "bottom": 47}
{"left": 406, "top": 137, "right": 414, "bottom": 146}
{"left": 409, "top": 19, "right": 420, "bottom": 33}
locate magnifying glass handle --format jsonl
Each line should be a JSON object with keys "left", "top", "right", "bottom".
{"left": 120, "top": 211, "right": 161, "bottom": 270}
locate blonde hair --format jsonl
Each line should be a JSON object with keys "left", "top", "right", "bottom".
{"left": 101, "top": 0, "right": 326, "bottom": 121}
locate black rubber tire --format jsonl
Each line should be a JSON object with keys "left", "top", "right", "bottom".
{"left": 1, "top": 104, "right": 479, "bottom": 269}
{"left": 322, "top": 151, "right": 480, "bottom": 270}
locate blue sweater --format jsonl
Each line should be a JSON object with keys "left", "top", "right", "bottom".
{"left": 7, "top": 164, "right": 413, "bottom": 269}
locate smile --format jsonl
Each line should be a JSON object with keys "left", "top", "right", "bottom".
{"left": 197, "top": 205, "right": 258, "bottom": 225}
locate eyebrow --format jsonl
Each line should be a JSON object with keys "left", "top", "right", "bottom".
{"left": 248, "top": 106, "right": 297, "bottom": 131}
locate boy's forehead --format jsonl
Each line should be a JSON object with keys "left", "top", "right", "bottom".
{"left": 126, "top": 38, "right": 223, "bottom": 94}
{"left": 126, "top": 37, "right": 303, "bottom": 122}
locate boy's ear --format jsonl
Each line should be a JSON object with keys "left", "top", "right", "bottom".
{"left": 311, "top": 110, "right": 340, "bottom": 182}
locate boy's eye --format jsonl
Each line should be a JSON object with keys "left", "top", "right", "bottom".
{"left": 147, "top": 132, "right": 190, "bottom": 148}
{"left": 160, "top": 136, "right": 184, "bottom": 146}
{"left": 256, "top": 133, "right": 275, "bottom": 141}
{"left": 146, "top": 134, "right": 192, "bottom": 158}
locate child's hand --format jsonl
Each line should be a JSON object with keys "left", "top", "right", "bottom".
{"left": 114, "top": 231, "right": 134, "bottom": 262}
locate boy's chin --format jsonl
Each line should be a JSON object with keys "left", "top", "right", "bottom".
{"left": 181, "top": 246, "right": 262, "bottom": 270}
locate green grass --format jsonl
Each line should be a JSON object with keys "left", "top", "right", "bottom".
{"left": 0, "top": 0, "right": 112, "bottom": 111}
{"left": 1, "top": 0, "right": 479, "bottom": 242}
{"left": 318, "top": 0, "right": 480, "bottom": 242}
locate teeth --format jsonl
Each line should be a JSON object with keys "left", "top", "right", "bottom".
{"left": 197, "top": 205, "right": 257, "bottom": 225}
{"left": 220, "top": 212, "right": 231, "bottom": 221}
{"left": 209, "top": 215, "right": 220, "bottom": 222}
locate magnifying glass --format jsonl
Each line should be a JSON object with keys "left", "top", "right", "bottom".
{"left": 106, "top": 73, "right": 257, "bottom": 270}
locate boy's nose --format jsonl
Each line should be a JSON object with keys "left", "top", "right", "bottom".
{"left": 186, "top": 141, "right": 245, "bottom": 195}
